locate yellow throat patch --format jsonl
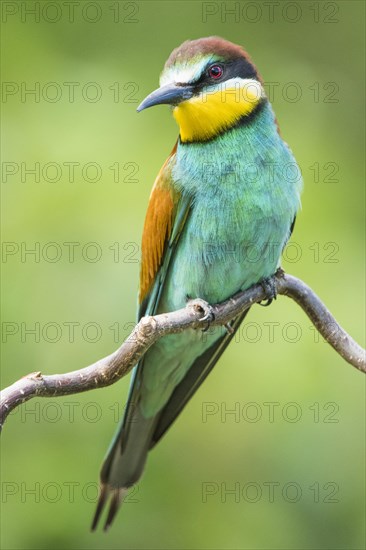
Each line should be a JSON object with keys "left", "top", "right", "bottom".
{"left": 173, "top": 79, "right": 262, "bottom": 142}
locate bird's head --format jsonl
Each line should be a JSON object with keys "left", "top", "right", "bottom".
{"left": 137, "top": 37, "right": 265, "bottom": 143}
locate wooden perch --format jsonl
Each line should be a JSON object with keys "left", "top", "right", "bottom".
{"left": 1, "top": 271, "right": 365, "bottom": 431}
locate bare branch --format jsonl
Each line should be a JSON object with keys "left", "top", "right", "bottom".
{"left": 1, "top": 272, "right": 364, "bottom": 430}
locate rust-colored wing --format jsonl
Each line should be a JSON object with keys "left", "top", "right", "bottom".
{"left": 120, "top": 142, "right": 191, "bottom": 440}
{"left": 138, "top": 142, "right": 191, "bottom": 318}
{"left": 139, "top": 142, "right": 177, "bottom": 305}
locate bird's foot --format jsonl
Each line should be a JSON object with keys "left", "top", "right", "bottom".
{"left": 259, "top": 273, "right": 278, "bottom": 307}
{"left": 189, "top": 299, "right": 215, "bottom": 332}
{"left": 224, "top": 321, "right": 235, "bottom": 335}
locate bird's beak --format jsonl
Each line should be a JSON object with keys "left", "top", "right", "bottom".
{"left": 137, "top": 83, "right": 194, "bottom": 112}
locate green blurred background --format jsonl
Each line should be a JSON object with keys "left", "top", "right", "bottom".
{"left": 1, "top": 1, "right": 365, "bottom": 548}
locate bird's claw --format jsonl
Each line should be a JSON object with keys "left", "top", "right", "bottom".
{"left": 189, "top": 299, "right": 215, "bottom": 332}
{"left": 259, "top": 274, "right": 278, "bottom": 307}
{"left": 200, "top": 305, "right": 215, "bottom": 332}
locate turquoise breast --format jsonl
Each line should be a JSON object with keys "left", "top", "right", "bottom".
{"left": 162, "top": 100, "right": 302, "bottom": 309}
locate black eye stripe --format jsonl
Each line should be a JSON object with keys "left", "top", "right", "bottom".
{"left": 191, "top": 57, "right": 259, "bottom": 94}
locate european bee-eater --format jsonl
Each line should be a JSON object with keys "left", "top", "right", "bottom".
{"left": 92, "top": 36, "right": 302, "bottom": 530}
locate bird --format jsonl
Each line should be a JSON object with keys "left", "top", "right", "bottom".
{"left": 92, "top": 36, "right": 303, "bottom": 530}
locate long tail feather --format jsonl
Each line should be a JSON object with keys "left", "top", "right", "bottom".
{"left": 91, "top": 484, "right": 128, "bottom": 531}
{"left": 91, "top": 484, "right": 108, "bottom": 531}
{"left": 91, "top": 409, "right": 157, "bottom": 531}
{"left": 104, "top": 487, "right": 127, "bottom": 531}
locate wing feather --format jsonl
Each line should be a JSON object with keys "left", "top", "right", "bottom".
{"left": 121, "top": 143, "right": 192, "bottom": 442}
{"left": 150, "top": 309, "right": 250, "bottom": 447}
{"left": 139, "top": 142, "right": 178, "bottom": 308}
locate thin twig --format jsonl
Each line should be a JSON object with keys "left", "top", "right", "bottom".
{"left": 1, "top": 272, "right": 364, "bottom": 430}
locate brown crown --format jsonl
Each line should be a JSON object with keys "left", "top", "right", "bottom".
{"left": 165, "top": 36, "right": 254, "bottom": 68}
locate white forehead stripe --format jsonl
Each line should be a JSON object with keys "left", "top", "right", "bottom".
{"left": 160, "top": 55, "right": 222, "bottom": 86}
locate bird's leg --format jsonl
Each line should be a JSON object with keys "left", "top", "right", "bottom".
{"left": 259, "top": 273, "right": 278, "bottom": 307}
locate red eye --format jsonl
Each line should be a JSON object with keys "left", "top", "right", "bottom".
{"left": 208, "top": 65, "right": 223, "bottom": 79}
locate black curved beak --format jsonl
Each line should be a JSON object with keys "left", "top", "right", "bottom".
{"left": 137, "top": 83, "right": 194, "bottom": 112}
